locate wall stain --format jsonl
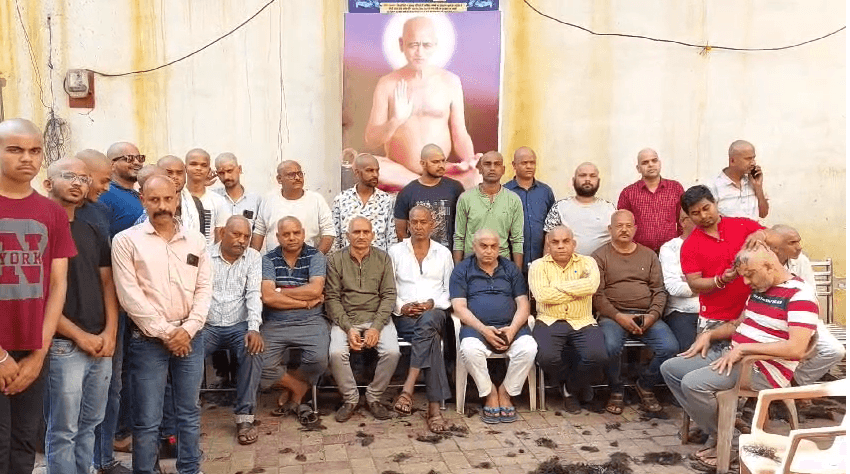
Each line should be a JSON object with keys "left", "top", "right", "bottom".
{"left": 130, "top": 0, "right": 167, "bottom": 158}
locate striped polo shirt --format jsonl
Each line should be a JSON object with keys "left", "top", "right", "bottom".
{"left": 732, "top": 277, "right": 819, "bottom": 387}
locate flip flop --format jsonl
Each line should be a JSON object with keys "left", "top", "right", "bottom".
{"left": 297, "top": 403, "right": 319, "bottom": 426}
{"left": 236, "top": 422, "right": 258, "bottom": 445}
{"left": 499, "top": 406, "right": 517, "bottom": 423}
{"left": 480, "top": 406, "right": 501, "bottom": 424}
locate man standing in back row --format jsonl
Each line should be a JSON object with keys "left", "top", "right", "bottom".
{"left": 708, "top": 140, "right": 769, "bottom": 220}
{"left": 394, "top": 144, "right": 465, "bottom": 250}
{"left": 184, "top": 148, "right": 229, "bottom": 244}
{"left": 505, "top": 147, "right": 555, "bottom": 274}
{"left": 617, "top": 148, "right": 684, "bottom": 252}
{"left": 544, "top": 162, "right": 615, "bottom": 256}
{"left": 214, "top": 153, "right": 261, "bottom": 229}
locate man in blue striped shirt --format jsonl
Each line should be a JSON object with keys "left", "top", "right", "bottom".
{"left": 204, "top": 215, "right": 264, "bottom": 445}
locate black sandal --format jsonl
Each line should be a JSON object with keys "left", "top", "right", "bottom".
{"left": 297, "top": 403, "right": 318, "bottom": 426}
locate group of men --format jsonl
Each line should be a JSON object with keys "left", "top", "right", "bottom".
{"left": 0, "top": 116, "right": 843, "bottom": 474}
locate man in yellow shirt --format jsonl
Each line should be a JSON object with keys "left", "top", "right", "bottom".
{"left": 529, "top": 225, "right": 607, "bottom": 414}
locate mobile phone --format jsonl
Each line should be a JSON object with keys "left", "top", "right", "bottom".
{"left": 750, "top": 165, "right": 762, "bottom": 179}
{"left": 634, "top": 315, "right": 645, "bottom": 327}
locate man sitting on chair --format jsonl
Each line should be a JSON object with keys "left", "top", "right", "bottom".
{"left": 450, "top": 228, "right": 537, "bottom": 424}
{"left": 661, "top": 245, "right": 818, "bottom": 470}
{"left": 388, "top": 206, "right": 453, "bottom": 433}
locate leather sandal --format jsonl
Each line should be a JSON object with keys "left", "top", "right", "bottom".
{"left": 635, "top": 383, "right": 663, "bottom": 412}
{"left": 606, "top": 392, "right": 625, "bottom": 415}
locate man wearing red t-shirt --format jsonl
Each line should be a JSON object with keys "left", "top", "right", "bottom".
{"left": 617, "top": 148, "right": 684, "bottom": 252}
{"left": 678, "top": 185, "right": 766, "bottom": 326}
{"left": 0, "top": 118, "right": 77, "bottom": 473}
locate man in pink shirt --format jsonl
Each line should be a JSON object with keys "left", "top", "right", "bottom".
{"left": 112, "top": 175, "right": 211, "bottom": 474}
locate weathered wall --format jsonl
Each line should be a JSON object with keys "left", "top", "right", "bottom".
{"left": 1, "top": 0, "right": 845, "bottom": 319}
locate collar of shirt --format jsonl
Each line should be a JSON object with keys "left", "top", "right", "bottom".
{"left": 469, "top": 254, "right": 508, "bottom": 277}
{"left": 718, "top": 171, "right": 750, "bottom": 189}
{"left": 637, "top": 178, "right": 669, "bottom": 191}
{"left": 215, "top": 186, "right": 246, "bottom": 204}
{"left": 141, "top": 218, "right": 187, "bottom": 243}
{"left": 402, "top": 237, "right": 441, "bottom": 258}
{"left": 210, "top": 242, "right": 248, "bottom": 263}
{"left": 346, "top": 246, "right": 376, "bottom": 264}
{"left": 505, "top": 178, "right": 538, "bottom": 191}
{"left": 475, "top": 184, "right": 504, "bottom": 199}
{"left": 110, "top": 180, "right": 139, "bottom": 196}
{"left": 541, "top": 252, "right": 582, "bottom": 269}
{"left": 342, "top": 186, "right": 387, "bottom": 205}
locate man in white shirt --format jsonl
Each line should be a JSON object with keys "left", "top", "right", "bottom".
{"left": 185, "top": 148, "right": 229, "bottom": 244}
{"left": 251, "top": 160, "right": 335, "bottom": 254}
{"left": 388, "top": 206, "right": 453, "bottom": 433}
{"left": 213, "top": 153, "right": 261, "bottom": 229}
{"left": 157, "top": 155, "right": 203, "bottom": 235}
{"left": 765, "top": 225, "right": 845, "bottom": 385}
{"left": 543, "top": 162, "right": 616, "bottom": 256}
{"left": 659, "top": 208, "right": 700, "bottom": 352}
{"left": 708, "top": 140, "right": 769, "bottom": 220}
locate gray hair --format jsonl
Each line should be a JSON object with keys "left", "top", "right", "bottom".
{"left": 472, "top": 228, "right": 499, "bottom": 245}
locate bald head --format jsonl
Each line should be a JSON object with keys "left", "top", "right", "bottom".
{"left": 728, "top": 140, "right": 755, "bottom": 158}
{"left": 106, "top": 142, "right": 139, "bottom": 160}
{"left": 636, "top": 148, "right": 658, "bottom": 164}
{"left": 225, "top": 215, "right": 251, "bottom": 233}
{"left": 0, "top": 119, "right": 44, "bottom": 184}
{"left": 74, "top": 149, "right": 111, "bottom": 201}
{"left": 420, "top": 144, "right": 445, "bottom": 160}
{"left": 0, "top": 118, "right": 42, "bottom": 145}
{"left": 409, "top": 205, "right": 433, "bottom": 221}
{"left": 276, "top": 160, "right": 300, "bottom": 176}
{"left": 546, "top": 225, "right": 574, "bottom": 242}
{"left": 277, "top": 215, "right": 303, "bottom": 232}
{"left": 547, "top": 225, "right": 576, "bottom": 264}
{"left": 185, "top": 148, "right": 210, "bottom": 163}
{"left": 46, "top": 157, "right": 87, "bottom": 180}
{"left": 472, "top": 227, "right": 499, "bottom": 245}
{"left": 512, "top": 146, "right": 537, "bottom": 181}
{"left": 513, "top": 146, "right": 536, "bottom": 162}
{"left": 402, "top": 16, "right": 436, "bottom": 40}
{"left": 765, "top": 224, "right": 803, "bottom": 264}
{"left": 574, "top": 162, "right": 598, "bottom": 177}
{"left": 609, "top": 210, "right": 636, "bottom": 244}
{"left": 137, "top": 165, "right": 166, "bottom": 192}
{"left": 214, "top": 152, "right": 238, "bottom": 168}
{"left": 348, "top": 216, "right": 373, "bottom": 233}
{"left": 75, "top": 149, "right": 109, "bottom": 172}
{"left": 610, "top": 209, "right": 634, "bottom": 226}
{"left": 353, "top": 153, "right": 378, "bottom": 170}
{"left": 573, "top": 162, "right": 600, "bottom": 197}
{"left": 45, "top": 157, "right": 89, "bottom": 206}
{"left": 157, "top": 155, "right": 182, "bottom": 168}
{"left": 734, "top": 244, "right": 789, "bottom": 293}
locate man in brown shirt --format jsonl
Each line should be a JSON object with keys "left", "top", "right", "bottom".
{"left": 325, "top": 217, "right": 399, "bottom": 422}
{"left": 592, "top": 210, "right": 675, "bottom": 415}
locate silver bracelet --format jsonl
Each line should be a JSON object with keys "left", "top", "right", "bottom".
{"left": 0, "top": 351, "right": 8, "bottom": 364}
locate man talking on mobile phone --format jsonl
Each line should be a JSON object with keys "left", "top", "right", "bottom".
{"left": 708, "top": 140, "right": 769, "bottom": 220}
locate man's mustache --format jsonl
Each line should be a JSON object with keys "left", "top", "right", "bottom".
{"left": 153, "top": 210, "right": 173, "bottom": 218}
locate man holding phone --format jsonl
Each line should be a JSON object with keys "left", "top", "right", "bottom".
{"left": 325, "top": 217, "right": 399, "bottom": 422}
{"left": 592, "top": 210, "right": 675, "bottom": 415}
{"left": 708, "top": 140, "right": 769, "bottom": 220}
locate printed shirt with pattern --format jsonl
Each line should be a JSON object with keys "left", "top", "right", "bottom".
{"left": 331, "top": 186, "right": 396, "bottom": 252}
{"left": 732, "top": 277, "right": 819, "bottom": 388}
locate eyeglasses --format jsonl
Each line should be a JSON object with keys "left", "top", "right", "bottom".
{"left": 57, "top": 172, "right": 93, "bottom": 185}
{"left": 113, "top": 154, "right": 146, "bottom": 164}
{"left": 282, "top": 171, "right": 304, "bottom": 179}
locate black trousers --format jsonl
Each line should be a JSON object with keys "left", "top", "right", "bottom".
{"left": 0, "top": 351, "right": 47, "bottom": 474}
{"left": 533, "top": 320, "right": 608, "bottom": 396}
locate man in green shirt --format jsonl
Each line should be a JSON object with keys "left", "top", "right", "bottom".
{"left": 453, "top": 151, "right": 524, "bottom": 269}
{"left": 325, "top": 217, "right": 399, "bottom": 422}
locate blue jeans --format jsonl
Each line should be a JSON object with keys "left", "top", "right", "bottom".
{"left": 93, "top": 311, "right": 129, "bottom": 470}
{"left": 664, "top": 311, "right": 699, "bottom": 353}
{"left": 129, "top": 329, "right": 204, "bottom": 474}
{"left": 45, "top": 339, "right": 112, "bottom": 474}
{"left": 599, "top": 317, "right": 678, "bottom": 392}
{"left": 202, "top": 322, "right": 262, "bottom": 419}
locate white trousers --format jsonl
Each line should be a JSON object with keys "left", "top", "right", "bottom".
{"left": 459, "top": 334, "right": 538, "bottom": 398}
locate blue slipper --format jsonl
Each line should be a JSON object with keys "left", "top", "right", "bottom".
{"left": 480, "top": 406, "right": 501, "bottom": 424}
{"left": 500, "top": 406, "right": 517, "bottom": 423}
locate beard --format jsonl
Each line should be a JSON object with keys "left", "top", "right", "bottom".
{"left": 573, "top": 179, "right": 599, "bottom": 197}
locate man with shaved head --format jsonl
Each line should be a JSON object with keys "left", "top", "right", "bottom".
{"left": 99, "top": 141, "right": 145, "bottom": 238}
{"left": 214, "top": 152, "right": 261, "bottom": 228}
{"left": 42, "top": 158, "right": 118, "bottom": 473}
{"left": 453, "top": 151, "right": 524, "bottom": 270}
{"left": 529, "top": 226, "right": 606, "bottom": 414}
{"left": 252, "top": 160, "right": 335, "bottom": 254}
{"left": 708, "top": 140, "right": 769, "bottom": 219}
{"left": 326, "top": 217, "right": 399, "bottom": 422}
{"left": 662, "top": 245, "right": 817, "bottom": 469}
{"left": 451, "top": 228, "right": 536, "bottom": 423}
{"left": 332, "top": 153, "right": 396, "bottom": 251}
{"left": 75, "top": 149, "right": 113, "bottom": 242}
{"left": 394, "top": 144, "right": 465, "bottom": 250}
{"left": 111, "top": 174, "right": 211, "bottom": 474}
{"left": 203, "top": 215, "right": 264, "bottom": 445}
{"left": 764, "top": 225, "right": 845, "bottom": 387}
{"left": 184, "top": 148, "right": 229, "bottom": 244}
{"left": 258, "top": 216, "right": 327, "bottom": 425}
{"left": 364, "top": 16, "right": 479, "bottom": 189}
{"left": 0, "top": 119, "right": 76, "bottom": 474}
{"left": 544, "top": 162, "right": 616, "bottom": 256}
{"left": 505, "top": 146, "right": 555, "bottom": 274}
{"left": 388, "top": 205, "right": 453, "bottom": 432}
{"left": 592, "top": 210, "right": 674, "bottom": 415}
{"left": 617, "top": 148, "right": 684, "bottom": 252}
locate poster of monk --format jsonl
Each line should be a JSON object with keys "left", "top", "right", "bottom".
{"left": 342, "top": 11, "right": 501, "bottom": 191}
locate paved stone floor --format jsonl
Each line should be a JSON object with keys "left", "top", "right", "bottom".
{"left": 34, "top": 386, "right": 839, "bottom": 474}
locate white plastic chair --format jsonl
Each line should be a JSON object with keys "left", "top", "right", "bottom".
{"left": 452, "top": 314, "right": 536, "bottom": 414}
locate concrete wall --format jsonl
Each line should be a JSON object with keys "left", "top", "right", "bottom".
{"left": 1, "top": 0, "right": 845, "bottom": 319}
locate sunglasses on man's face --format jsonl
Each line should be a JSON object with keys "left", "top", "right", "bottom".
{"left": 113, "top": 154, "right": 146, "bottom": 164}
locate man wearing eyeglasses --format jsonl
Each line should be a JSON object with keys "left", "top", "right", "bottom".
{"left": 43, "top": 158, "right": 119, "bottom": 474}
{"left": 99, "top": 142, "right": 145, "bottom": 238}
{"left": 251, "top": 161, "right": 335, "bottom": 255}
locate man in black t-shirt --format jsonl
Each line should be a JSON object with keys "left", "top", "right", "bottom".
{"left": 393, "top": 144, "right": 465, "bottom": 250}
{"left": 43, "top": 157, "right": 120, "bottom": 474}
